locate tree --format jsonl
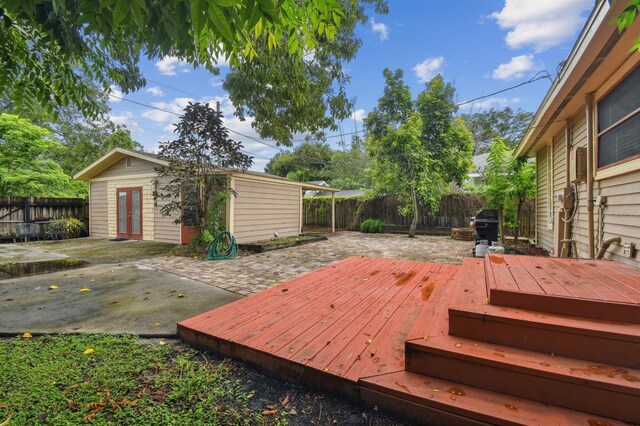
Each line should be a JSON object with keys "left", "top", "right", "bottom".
{"left": 365, "top": 70, "right": 473, "bottom": 237}
{"left": 154, "top": 102, "right": 252, "bottom": 238}
{"left": 460, "top": 107, "right": 534, "bottom": 154}
{"left": 0, "top": 113, "right": 84, "bottom": 197}
{"left": 327, "top": 135, "right": 371, "bottom": 190}
{"left": 608, "top": 0, "right": 640, "bottom": 52}
{"left": 480, "top": 138, "right": 536, "bottom": 242}
{"left": 1, "top": 0, "right": 387, "bottom": 140}
{"left": 264, "top": 141, "right": 332, "bottom": 182}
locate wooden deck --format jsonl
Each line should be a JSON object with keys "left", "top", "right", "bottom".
{"left": 179, "top": 255, "right": 639, "bottom": 425}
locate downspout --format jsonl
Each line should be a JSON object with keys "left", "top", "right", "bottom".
{"left": 596, "top": 236, "right": 621, "bottom": 259}
{"left": 563, "top": 120, "right": 571, "bottom": 245}
{"left": 585, "top": 93, "right": 595, "bottom": 259}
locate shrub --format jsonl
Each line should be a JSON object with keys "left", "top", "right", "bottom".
{"left": 360, "top": 219, "right": 384, "bottom": 233}
{"left": 46, "top": 217, "right": 86, "bottom": 238}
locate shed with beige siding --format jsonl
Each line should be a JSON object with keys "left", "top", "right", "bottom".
{"left": 515, "top": 1, "right": 640, "bottom": 268}
{"left": 75, "top": 148, "right": 338, "bottom": 244}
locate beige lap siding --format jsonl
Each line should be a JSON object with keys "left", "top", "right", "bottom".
{"left": 232, "top": 178, "right": 300, "bottom": 244}
{"left": 89, "top": 181, "right": 109, "bottom": 238}
{"left": 536, "top": 148, "right": 553, "bottom": 252}
{"left": 106, "top": 178, "right": 155, "bottom": 240}
{"left": 153, "top": 175, "right": 181, "bottom": 244}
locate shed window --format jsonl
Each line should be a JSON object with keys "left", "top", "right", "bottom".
{"left": 125, "top": 156, "right": 132, "bottom": 168}
{"left": 597, "top": 65, "right": 640, "bottom": 168}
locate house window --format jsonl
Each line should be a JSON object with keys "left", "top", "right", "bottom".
{"left": 597, "top": 64, "right": 640, "bottom": 169}
{"left": 125, "top": 156, "right": 132, "bottom": 168}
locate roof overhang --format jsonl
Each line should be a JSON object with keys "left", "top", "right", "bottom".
{"left": 515, "top": 0, "right": 640, "bottom": 158}
{"left": 74, "top": 148, "right": 169, "bottom": 181}
{"left": 226, "top": 170, "right": 339, "bottom": 192}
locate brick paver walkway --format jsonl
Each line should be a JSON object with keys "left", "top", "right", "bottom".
{"left": 138, "top": 232, "right": 474, "bottom": 296}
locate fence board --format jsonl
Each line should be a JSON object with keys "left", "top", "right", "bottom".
{"left": 303, "top": 194, "right": 535, "bottom": 239}
{"left": 0, "top": 196, "right": 88, "bottom": 237}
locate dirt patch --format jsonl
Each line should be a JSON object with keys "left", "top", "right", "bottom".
{"left": 502, "top": 240, "right": 549, "bottom": 256}
{"left": 24, "top": 238, "right": 176, "bottom": 264}
{"left": 240, "top": 234, "right": 328, "bottom": 253}
{"left": 205, "top": 346, "right": 409, "bottom": 426}
{"left": 0, "top": 258, "right": 87, "bottom": 279}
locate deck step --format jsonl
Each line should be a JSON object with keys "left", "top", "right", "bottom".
{"left": 359, "top": 370, "right": 625, "bottom": 426}
{"left": 448, "top": 304, "right": 640, "bottom": 368}
{"left": 405, "top": 335, "right": 640, "bottom": 423}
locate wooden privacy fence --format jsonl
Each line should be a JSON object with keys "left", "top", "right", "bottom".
{"left": 0, "top": 196, "right": 88, "bottom": 237}
{"left": 303, "top": 194, "right": 536, "bottom": 239}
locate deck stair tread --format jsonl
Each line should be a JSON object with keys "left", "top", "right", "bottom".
{"left": 359, "top": 370, "right": 626, "bottom": 426}
{"left": 406, "top": 335, "right": 640, "bottom": 422}
{"left": 448, "top": 303, "right": 640, "bottom": 368}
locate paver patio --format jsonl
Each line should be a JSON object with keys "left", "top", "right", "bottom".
{"left": 139, "top": 231, "right": 474, "bottom": 296}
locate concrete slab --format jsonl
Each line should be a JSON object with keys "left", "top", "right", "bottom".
{"left": 0, "top": 263, "right": 241, "bottom": 336}
{"left": 0, "top": 244, "right": 68, "bottom": 263}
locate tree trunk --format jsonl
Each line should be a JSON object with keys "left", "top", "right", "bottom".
{"left": 498, "top": 206, "right": 505, "bottom": 244}
{"left": 409, "top": 187, "right": 418, "bottom": 238}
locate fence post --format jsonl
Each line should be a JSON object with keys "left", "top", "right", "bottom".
{"left": 24, "top": 197, "right": 31, "bottom": 223}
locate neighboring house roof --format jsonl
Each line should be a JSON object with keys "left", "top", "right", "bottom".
{"left": 74, "top": 148, "right": 339, "bottom": 192}
{"left": 469, "top": 153, "right": 489, "bottom": 178}
{"left": 304, "top": 188, "right": 366, "bottom": 198}
{"left": 515, "top": 1, "right": 631, "bottom": 157}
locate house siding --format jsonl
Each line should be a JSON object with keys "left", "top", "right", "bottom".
{"left": 89, "top": 181, "right": 108, "bottom": 238}
{"left": 536, "top": 147, "right": 553, "bottom": 252}
{"left": 232, "top": 178, "right": 300, "bottom": 244}
{"left": 93, "top": 156, "right": 159, "bottom": 179}
{"left": 153, "top": 176, "right": 181, "bottom": 244}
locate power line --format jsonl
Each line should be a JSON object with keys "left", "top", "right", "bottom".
{"left": 145, "top": 78, "right": 202, "bottom": 98}
{"left": 456, "top": 71, "right": 553, "bottom": 108}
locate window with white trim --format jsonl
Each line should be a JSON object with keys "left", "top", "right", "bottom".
{"left": 597, "top": 65, "right": 640, "bottom": 169}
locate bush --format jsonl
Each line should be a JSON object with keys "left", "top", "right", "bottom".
{"left": 46, "top": 217, "right": 86, "bottom": 238}
{"left": 360, "top": 219, "right": 384, "bottom": 233}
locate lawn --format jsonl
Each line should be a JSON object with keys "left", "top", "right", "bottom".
{"left": 0, "top": 334, "right": 286, "bottom": 425}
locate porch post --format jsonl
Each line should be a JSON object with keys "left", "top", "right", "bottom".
{"left": 331, "top": 192, "right": 335, "bottom": 233}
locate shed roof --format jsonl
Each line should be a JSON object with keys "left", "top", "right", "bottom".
{"left": 74, "top": 148, "right": 339, "bottom": 192}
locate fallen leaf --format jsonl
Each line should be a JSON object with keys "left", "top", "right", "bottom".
{"left": 178, "top": 294, "right": 184, "bottom": 298}
{"left": 80, "top": 288, "right": 91, "bottom": 292}
{"left": 455, "top": 343, "right": 462, "bottom": 348}
{"left": 159, "top": 340, "right": 166, "bottom": 346}
{"left": 83, "top": 348, "right": 94, "bottom": 355}
{"left": 154, "top": 323, "right": 160, "bottom": 326}
{"left": 90, "top": 279, "right": 96, "bottom": 282}
{"left": 330, "top": 303, "right": 335, "bottom": 308}
{"left": 261, "top": 409, "right": 278, "bottom": 415}
{"left": 48, "top": 285, "right": 58, "bottom": 290}
{"left": 280, "top": 393, "right": 290, "bottom": 407}
{"left": 22, "top": 332, "right": 32, "bottom": 339}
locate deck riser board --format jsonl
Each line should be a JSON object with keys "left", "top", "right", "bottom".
{"left": 406, "top": 344, "right": 640, "bottom": 423}
{"left": 448, "top": 310, "right": 640, "bottom": 368}
{"left": 490, "top": 288, "right": 640, "bottom": 323}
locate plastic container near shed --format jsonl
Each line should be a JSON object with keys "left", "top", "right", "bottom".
{"left": 474, "top": 244, "right": 490, "bottom": 258}
{"left": 488, "top": 245, "right": 505, "bottom": 254}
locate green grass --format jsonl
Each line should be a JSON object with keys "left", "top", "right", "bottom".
{"left": 0, "top": 335, "right": 287, "bottom": 425}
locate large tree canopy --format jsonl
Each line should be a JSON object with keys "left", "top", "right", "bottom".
{"left": 460, "top": 107, "right": 533, "bottom": 154}
{"left": 365, "top": 69, "right": 474, "bottom": 237}
{"left": 0, "top": 113, "right": 85, "bottom": 197}
{"left": 1, "top": 0, "right": 387, "bottom": 144}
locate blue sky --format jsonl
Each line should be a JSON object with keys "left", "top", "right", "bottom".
{"left": 108, "top": 0, "right": 595, "bottom": 171}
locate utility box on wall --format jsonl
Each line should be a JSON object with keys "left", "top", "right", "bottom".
{"left": 571, "top": 147, "right": 587, "bottom": 183}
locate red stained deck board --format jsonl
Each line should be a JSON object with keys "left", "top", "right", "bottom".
{"left": 324, "top": 262, "right": 440, "bottom": 380}
{"left": 559, "top": 258, "right": 640, "bottom": 301}
{"left": 181, "top": 256, "right": 368, "bottom": 333}
{"left": 534, "top": 257, "right": 628, "bottom": 302}
{"left": 501, "top": 255, "right": 546, "bottom": 294}
{"left": 247, "top": 259, "right": 411, "bottom": 353}
{"left": 288, "top": 261, "right": 425, "bottom": 367}
{"left": 512, "top": 255, "right": 573, "bottom": 297}
{"left": 486, "top": 254, "right": 523, "bottom": 293}
{"left": 225, "top": 258, "right": 390, "bottom": 343}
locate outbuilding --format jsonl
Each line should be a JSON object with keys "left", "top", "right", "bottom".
{"left": 74, "top": 148, "right": 338, "bottom": 244}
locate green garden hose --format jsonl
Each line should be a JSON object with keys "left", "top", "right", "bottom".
{"left": 206, "top": 230, "right": 238, "bottom": 260}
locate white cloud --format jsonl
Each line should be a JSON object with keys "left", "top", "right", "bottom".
{"left": 413, "top": 57, "right": 444, "bottom": 83}
{"left": 351, "top": 109, "right": 366, "bottom": 122}
{"left": 458, "top": 97, "right": 521, "bottom": 111}
{"left": 492, "top": 55, "right": 535, "bottom": 80}
{"left": 210, "top": 78, "right": 224, "bottom": 87}
{"left": 371, "top": 18, "right": 389, "bottom": 40}
{"left": 155, "top": 56, "right": 190, "bottom": 76}
{"left": 141, "top": 97, "right": 193, "bottom": 123}
{"left": 145, "top": 86, "right": 164, "bottom": 97}
{"left": 108, "top": 85, "right": 123, "bottom": 102}
{"left": 491, "top": 0, "right": 592, "bottom": 51}
{"left": 110, "top": 112, "right": 144, "bottom": 135}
